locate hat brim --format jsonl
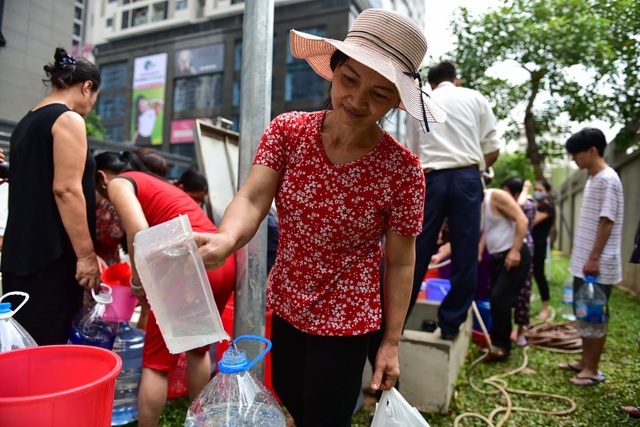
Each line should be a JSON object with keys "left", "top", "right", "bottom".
{"left": 290, "top": 30, "right": 447, "bottom": 124}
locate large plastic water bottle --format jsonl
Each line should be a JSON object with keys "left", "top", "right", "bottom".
{"left": 574, "top": 276, "right": 608, "bottom": 338}
{"left": 185, "top": 335, "right": 286, "bottom": 427}
{"left": 0, "top": 292, "right": 38, "bottom": 352}
{"left": 68, "top": 284, "right": 119, "bottom": 349}
{"left": 560, "top": 278, "right": 576, "bottom": 321}
{"left": 111, "top": 321, "right": 145, "bottom": 426}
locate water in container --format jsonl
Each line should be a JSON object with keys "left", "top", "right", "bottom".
{"left": 574, "top": 276, "right": 608, "bottom": 338}
{"left": 560, "top": 277, "right": 576, "bottom": 321}
{"left": 0, "top": 292, "right": 38, "bottom": 352}
{"left": 111, "top": 322, "right": 145, "bottom": 426}
{"left": 134, "top": 215, "right": 228, "bottom": 354}
{"left": 68, "top": 284, "right": 119, "bottom": 349}
{"left": 185, "top": 335, "right": 286, "bottom": 427}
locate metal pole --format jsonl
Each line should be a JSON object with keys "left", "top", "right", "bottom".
{"left": 234, "top": 0, "right": 274, "bottom": 379}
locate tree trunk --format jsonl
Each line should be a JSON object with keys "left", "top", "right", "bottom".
{"left": 524, "top": 69, "right": 547, "bottom": 181}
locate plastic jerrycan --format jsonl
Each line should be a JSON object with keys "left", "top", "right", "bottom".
{"left": 185, "top": 335, "right": 286, "bottom": 427}
{"left": 0, "top": 292, "right": 38, "bottom": 352}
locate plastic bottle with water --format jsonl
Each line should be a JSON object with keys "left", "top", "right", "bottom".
{"left": 185, "top": 335, "right": 286, "bottom": 427}
{"left": 574, "top": 276, "right": 608, "bottom": 338}
{"left": 560, "top": 277, "right": 576, "bottom": 321}
{"left": 111, "top": 321, "right": 145, "bottom": 426}
{"left": 68, "top": 284, "right": 119, "bottom": 349}
{"left": 0, "top": 292, "right": 38, "bottom": 352}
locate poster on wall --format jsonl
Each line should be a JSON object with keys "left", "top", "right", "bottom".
{"left": 131, "top": 52, "right": 167, "bottom": 145}
{"left": 174, "top": 44, "right": 225, "bottom": 77}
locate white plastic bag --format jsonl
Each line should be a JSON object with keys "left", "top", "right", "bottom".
{"left": 370, "top": 388, "right": 430, "bottom": 427}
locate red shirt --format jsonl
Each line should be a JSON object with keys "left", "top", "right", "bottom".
{"left": 255, "top": 111, "right": 425, "bottom": 336}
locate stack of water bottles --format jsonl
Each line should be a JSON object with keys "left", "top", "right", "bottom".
{"left": 111, "top": 321, "right": 145, "bottom": 426}
{"left": 0, "top": 292, "right": 37, "bottom": 352}
{"left": 574, "top": 275, "right": 608, "bottom": 338}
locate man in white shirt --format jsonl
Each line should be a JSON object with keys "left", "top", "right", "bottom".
{"left": 406, "top": 61, "right": 501, "bottom": 340}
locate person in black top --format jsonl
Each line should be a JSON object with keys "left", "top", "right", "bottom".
{"left": 0, "top": 47, "right": 102, "bottom": 345}
{"left": 531, "top": 179, "right": 556, "bottom": 320}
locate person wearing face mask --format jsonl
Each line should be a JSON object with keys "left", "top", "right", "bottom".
{"left": 530, "top": 179, "right": 556, "bottom": 320}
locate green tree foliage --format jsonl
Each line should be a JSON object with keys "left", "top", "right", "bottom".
{"left": 448, "top": 0, "right": 639, "bottom": 179}
{"left": 84, "top": 109, "right": 109, "bottom": 141}
{"left": 489, "top": 151, "right": 536, "bottom": 189}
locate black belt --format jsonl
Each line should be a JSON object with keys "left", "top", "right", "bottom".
{"left": 424, "top": 164, "right": 479, "bottom": 174}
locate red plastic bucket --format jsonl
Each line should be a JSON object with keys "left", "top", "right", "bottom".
{"left": 0, "top": 345, "right": 122, "bottom": 427}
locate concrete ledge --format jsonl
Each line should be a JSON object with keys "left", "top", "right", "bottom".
{"left": 363, "top": 299, "right": 472, "bottom": 414}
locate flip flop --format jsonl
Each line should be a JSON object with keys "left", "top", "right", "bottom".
{"left": 570, "top": 373, "right": 606, "bottom": 386}
{"left": 621, "top": 406, "right": 640, "bottom": 419}
{"left": 558, "top": 362, "right": 581, "bottom": 372}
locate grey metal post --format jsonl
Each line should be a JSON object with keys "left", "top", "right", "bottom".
{"left": 233, "top": 0, "right": 274, "bottom": 379}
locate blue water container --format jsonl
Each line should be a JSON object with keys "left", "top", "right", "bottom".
{"left": 111, "top": 322, "right": 145, "bottom": 426}
{"left": 426, "top": 278, "right": 451, "bottom": 302}
{"left": 473, "top": 299, "right": 492, "bottom": 332}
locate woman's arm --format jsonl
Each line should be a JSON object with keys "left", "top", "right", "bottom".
{"left": 194, "top": 164, "right": 279, "bottom": 270}
{"left": 106, "top": 177, "right": 149, "bottom": 297}
{"left": 370, "top": 230, "right": 416, "bottom": 391}
{"left": 52, "top": 112, "right": 100, "bottom": 290}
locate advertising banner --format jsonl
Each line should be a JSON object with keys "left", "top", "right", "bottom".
{"left": 131, "top": 52, "right": 167, "bottom": 145}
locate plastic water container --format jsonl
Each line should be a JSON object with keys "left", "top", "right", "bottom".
{"left": 0, "top": 292, "right": 38, "bottom": 352}
{"left": 426, "top": 278, "right": 451, "bottom": 302}
{"left": 68, "top": 284, "right": 119, "bottom": 350}
{"left": 560, "top": 278, "right": 576, "bottom": 321}
{"left": 575, "top": 276, "right": 608, "bottom": 338}
{"left": 111, "top": 322, "right": 145, "bottom": 426}
{"left": 101, "top": 262, "right": 138, "bottom": 322}
{"left": 472, "top": 299, "right": 492, "bottom": 332}
{"left": 185, "top": 335, "right": 286, "bottom": 427}
{"left": 134, "top": 215, "right": 228, "bottom": 354}
{"left": 0, "top": 345, "right": 122, "bottom": 427}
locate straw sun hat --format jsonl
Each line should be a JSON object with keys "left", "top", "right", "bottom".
{"left": 290, "top": 8, "right": 447, "bottom": 126}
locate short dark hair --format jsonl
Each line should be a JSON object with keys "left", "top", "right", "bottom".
{"left": 565, "top": 127, "right": 607, "bottom": 157}
{"left": 177, "top": 169, "right": 208, "bottom": 193}
{"left": 427, "top": 61, "right": 457, "bottom": 86}
{"left": 133, "top": 147, "right": 168, "bottom": 178}
{"left": 43, "top": 47, "right": 101, "bottom": 91}
{"left": 537, "top": 179, "right": 552, "bottom": 193}
{"left": 501, "top": 176, "right": 524, "bottom": 197}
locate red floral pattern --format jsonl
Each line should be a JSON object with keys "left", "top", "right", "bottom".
{"left": 255, "top": 111, "right": 425, "bottom": 336}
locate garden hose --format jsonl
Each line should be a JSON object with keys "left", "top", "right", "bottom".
{"left": 452, "top": 301, "right": 578, "bottom": 426}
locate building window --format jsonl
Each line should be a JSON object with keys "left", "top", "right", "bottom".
{"left": 105, "top": 125, "right": 125, "bottom": 143}
{"left": 98, "top": 94, "right": 127, "bottom": 120}
{"left": 74, "top": 7, "right": 82, "bottom": 20}
{"left": 152, "top": 2, "right": 168, "bottom": 22}
{"left": 132, "top": 7, "right": 148, "bottom": 26}
{"left": 100, "top": 62, "right": 128, "bottom": 90}
{"left": 123, "top": 0, "right": 130, "bottom": 4}
{"left": 176, "top": 0, "right": 188, "bottom": 10}
{"left": 73, "top": 23, "right": 81, "bottom": 36}
{"left": 285, "top": 27, "right": 326, "bottom": 101}
{"left": 122, "top": 10, "right": 129, "bottom": 29}
{"left": 106, "top": 18, "right": 113, "bottom": 27}
{"left": 173, "top": 74, "right": 224, "bottom": 112}
{"left": 108, "top": 0, "right": 117, "bottom": 3}
{"left": 231, "top": 0, "right": 244, "bottom": 3}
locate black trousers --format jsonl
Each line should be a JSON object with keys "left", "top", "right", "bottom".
{"left": 532, "top": 240, "right": 550, "bottom": 301}
{"left": 489, "top": 245, "right": 531, "bottom": 350}
{"left": 271, "top": 315, "right": 370, "bottom": 427}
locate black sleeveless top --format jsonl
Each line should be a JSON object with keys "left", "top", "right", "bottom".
{"left": 1, "top": 104, "right": 96, "bottom": 275}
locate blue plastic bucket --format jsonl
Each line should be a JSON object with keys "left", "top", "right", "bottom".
{"left": 473, "top": 299, "right": 492, "bottom": 332}
{"left": 426, "top": 278, "right": 451, "bottom": 302}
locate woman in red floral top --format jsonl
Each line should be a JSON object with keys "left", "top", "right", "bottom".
{"left": 194, "top": 9, "right": 446, "bottom": 426}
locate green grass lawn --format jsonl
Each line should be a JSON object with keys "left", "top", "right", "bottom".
{"left": 144, "top": 256, "right": 640, "bottom": 426}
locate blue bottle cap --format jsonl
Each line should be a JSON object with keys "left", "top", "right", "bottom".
{"left": 585, "top": 275, "right": 597, "bottom": 283}
{"left": 217, "top": 346, "right": 250, "bottom": 374}
{"left": 0, "top": 302, "right": 10, "bottom": 314}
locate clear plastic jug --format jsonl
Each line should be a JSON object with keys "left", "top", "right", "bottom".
{"left": 185, "top": 335, "right": 286, "bottom": 427}
{"left": 575, "top": 276, "right": 608, "bottom": 338}
{"left": 0, "top": 292, "right": 38, "bottom": 352}
{"left": 134, "top": 215, "right": 228, "bottom": 354}
{"left": 68, "top": 284, "right": 119, "bottom": 349}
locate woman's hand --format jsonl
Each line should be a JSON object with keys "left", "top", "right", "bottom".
{"left": 76, "top": 254, "right": 101, "bottom": 290}
{"left": 193, "top": 232, "right": 235, "bottom": 270}
{"left": 371, "top": 341, "right": 400, "bottom": 391}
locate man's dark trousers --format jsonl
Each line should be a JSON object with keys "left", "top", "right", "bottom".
{"left": 408, "top": 167, "right": 483, "bottom": 336}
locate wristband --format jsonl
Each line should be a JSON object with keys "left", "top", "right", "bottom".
{"left": 130, "top": 277, "right": 144, "bottom": 290}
